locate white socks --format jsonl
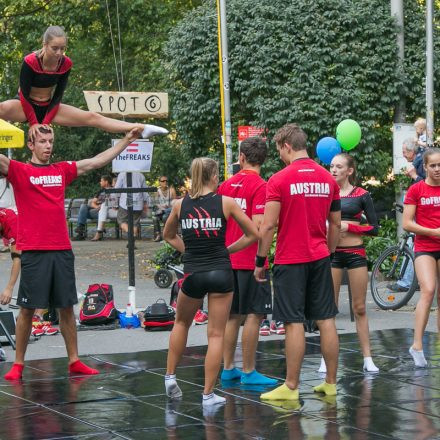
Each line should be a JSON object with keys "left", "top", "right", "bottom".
{"left": 165, "top": 374, "right": 182, "bottom": 398}
{"left": 142, "top": 124, "right": 169, "bottom": 139}
{"left": 363, "top": 356, "right": 379, "bottom": 373}
{"left": 202, "top": 392, "right": 226, "bottom": 406}
{"left": 318, "top": 356, "right": 379, "bottom": 373}
{"left": 409, "top": 347, "right": 427, "bottom": 368}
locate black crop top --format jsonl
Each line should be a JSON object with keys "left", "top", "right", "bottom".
{"left": 341, "top": 187, "right": 378, "bottom": 236}
{"left": 19, "top": 52, "right": 72, "bottom": 125}
{"left": 180, "top": 192, "right": 231, "bottom": 273}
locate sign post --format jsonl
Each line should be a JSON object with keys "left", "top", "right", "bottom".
{"left": 109, "top": 139, "right": 156, "bottom": 310}
{"left": 84, "top": 91, "right": 168, "bottom": 119}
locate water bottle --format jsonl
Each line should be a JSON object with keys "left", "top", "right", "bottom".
{"left": 126, "top": 303, "right": 133, "bottom": 317}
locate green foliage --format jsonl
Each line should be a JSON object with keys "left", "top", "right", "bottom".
{"left": 151, "top": 242, "right": 180, "bottom": 267}
{"left": 0, "top": 0, "right": 201, "bottom": 196}
{"left": 364, "top": 216, "right": 398, "bottom": 269}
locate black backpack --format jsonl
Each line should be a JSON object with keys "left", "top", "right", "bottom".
{"left": 79, "top": 284, "right": 117, "bottom": 325}
{"left": 143, "top": 299, "right": 175, "bottom": 331}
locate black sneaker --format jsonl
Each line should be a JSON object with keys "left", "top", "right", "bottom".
{"left": 386, "top": 283, "right": 408, "bottom": 292}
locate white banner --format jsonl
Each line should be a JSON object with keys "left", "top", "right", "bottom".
{"left": 112, "top": 139, "right": 154, "bottom": 173}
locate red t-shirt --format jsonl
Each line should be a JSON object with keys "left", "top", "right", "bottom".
{"left": 0, "top": 208, "right": 17, "bottom": 246}
{"left": 7, "top": 160, "right": 77, "bottom": 250}
{"left": 404, "top": 180, "right": 440, "bottom": 252}
{"left": 266, "top": 158, "right": 340, "bottom": 264}
{"left": 217, "top": 169, "right": 267, "bottom": 269}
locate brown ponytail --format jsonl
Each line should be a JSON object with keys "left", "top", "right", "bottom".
{"left": 190, "top": 158, "right": 218, "bottom": 198}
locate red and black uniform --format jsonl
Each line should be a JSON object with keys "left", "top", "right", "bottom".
{"left": 17, "top": 52, "right": 72, "bottom": 126}
{"left": 266, "top": 158, "right": 340, "bottom": 323}
{"left": 332, "top": 187, "right": 378, "bottom": 269}
{"left": 179, "top": 192, "right": 233, "bottom": 299}
{"left": 404, "top": 180, "right": 440, "bottom": 259}
{"left": 0, "top": 208, "right": 17, "bottom": 246}
{"left": 7, "top": 159, "right": 78, "bottom": 309}
{"left": 218, "top": 170, "right": 272, "bottom": 315}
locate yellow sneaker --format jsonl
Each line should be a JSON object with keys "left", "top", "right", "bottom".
{"left": 313, "top": 381, "right": 337, "bottom": 396}
{"left": 261, "top": 383, "right": 299, "bottom": 401}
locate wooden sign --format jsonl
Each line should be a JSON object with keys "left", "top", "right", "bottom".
{"left": 83, "top": 91, "right": 168, "bottom": 119}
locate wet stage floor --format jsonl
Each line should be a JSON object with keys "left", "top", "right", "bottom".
{"left": 0, "top": 328, "right": 439, "bottom": 439}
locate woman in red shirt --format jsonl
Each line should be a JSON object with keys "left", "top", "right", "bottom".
{"left": 0, "top": 26, "right": 167, "bottom": 140}
{"left": 403, "top": 148, "right": 440, "bottom": 367}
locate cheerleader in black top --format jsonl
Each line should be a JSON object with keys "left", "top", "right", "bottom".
{"left": 320, "top": 153, "right": 379, "bottom": 373}
{"left": 163, "top": 158, "right": 258, "bottom": 408}
{"left": 0, "top": 26, "right": 167, "bottom": 141}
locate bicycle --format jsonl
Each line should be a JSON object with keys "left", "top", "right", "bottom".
{"left": 370, "top": 205, "right": 418, "bottom": 310}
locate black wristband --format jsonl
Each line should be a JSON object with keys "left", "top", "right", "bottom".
{"left": 255, "top": 255, "right": 266, "bottom": 267}
{"left": 11, "top": 252, "right": 21, "bottom": 260}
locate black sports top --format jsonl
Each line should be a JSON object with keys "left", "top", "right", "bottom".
{"left": 180, "top": 192, "right": 231, "bottom": 273}
{"left": 19, "top": 52, "right": 72, "bottom": 125}
{"left": 341, "top": 187, "right": 378, "bottom": 236}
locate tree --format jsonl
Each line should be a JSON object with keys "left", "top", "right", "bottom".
{"left": 0, "top": 0, "right": 201, "bottom": 194}
{"left": 165, "top": 0, "right": 440, "bottom": 183}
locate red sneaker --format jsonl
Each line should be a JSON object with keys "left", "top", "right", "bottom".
{"left": 40, "top": 322, "right": 59, "bottom": 336}
{"left": 270, "top": 320, "right": 285, "bottom": 335}
{"left": 193, "top": 309, "right": 208, "bottom": 325}
{"left": 31, "top": 327, "right": 44, "bottom": 337}
{"left": 259, "top": 319, "right": 271, "bottom": 336}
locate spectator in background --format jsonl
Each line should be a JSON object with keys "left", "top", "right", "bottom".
{"left": 115, "top": 171, "right": 150, "bottom": 244}
{"left": 153, "top": 175, "right": 176, "bottom": 242}
{"left": 91, "top": 182, "right": 119, "bottom": 242}
{"left": 414, "top": 118, "right": 427, "bottom": 149}
{"left": 73, "top": 175, "right": 113, "bottom": 240}
{"left": 402, "top": 138, "right": 426, "bottom": 182}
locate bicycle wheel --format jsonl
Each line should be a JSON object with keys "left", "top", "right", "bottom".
{"left": 370, "top": 245, "right": 417, "bottom": 310}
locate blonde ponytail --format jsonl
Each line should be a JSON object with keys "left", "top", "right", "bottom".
{"left": 190, "top": 157, "right": 218, "bottom": 198}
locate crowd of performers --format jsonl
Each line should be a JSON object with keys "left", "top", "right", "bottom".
{"left": 0, "top": 26, "right": 439, "bottom": 410}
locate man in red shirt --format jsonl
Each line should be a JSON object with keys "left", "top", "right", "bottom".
{"left": 254, "top": 123, "right": 341, "bottom": 401}
{"left": 0, "top": 208, "right": 20, "bottom": 306}
{"left": 217, "top": 137, "right": 277, "bottom": 386}
{"left": 0, "top": 124, "right": 143, "bottom": 380}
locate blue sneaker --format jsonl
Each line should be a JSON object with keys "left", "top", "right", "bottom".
{"left": 221, "top": 367, "right": 242, "bottom": 381}
{"left": 241, "top": 370, "right": 278, "bottom": 385}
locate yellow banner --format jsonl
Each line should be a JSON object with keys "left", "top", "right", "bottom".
{"left": 0, "top": 119, "right": 24, "bottom": 149}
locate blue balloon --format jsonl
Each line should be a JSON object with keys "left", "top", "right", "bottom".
{"left": 316, "top": 137, "right": 341, "bottom": 165}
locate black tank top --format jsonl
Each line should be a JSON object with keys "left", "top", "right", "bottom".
{"left": 180, "top": 192, "right": 231, "bottom": 273}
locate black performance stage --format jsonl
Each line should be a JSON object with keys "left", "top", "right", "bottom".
{"left": 0, "top": 328, "right": 439, "bottom": 439}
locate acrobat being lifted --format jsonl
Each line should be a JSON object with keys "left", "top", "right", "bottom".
{"left": 0, "top": 26, "right": 168, "bottom": 140}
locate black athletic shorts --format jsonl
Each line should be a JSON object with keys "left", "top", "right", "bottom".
{"left": 17, "top": 250, "right": 78, "bottom": 309}
{"left": 272, "top": 257, "right": 338, "bottom": 323}
{"left": 14, "top": 95, "right": 50, "bottom": 124}
{"left": 181, "top": 269, "right": 234, "bottom": 299}
{"left": 415, "top": 250, "right": 440, "bottom": 260}
{"left": 331, "top": 246, "right": 368, "bottom": 269}
{"left": 230, "top": 269, "right": 272, "bottom": 315}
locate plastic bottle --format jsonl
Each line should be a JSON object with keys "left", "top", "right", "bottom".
{"left": 126, "top": 303, "right": 133, "bottom": 317}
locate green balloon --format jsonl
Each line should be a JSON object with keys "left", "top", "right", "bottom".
{"left": 336, "top": 119, "right": 361, "bottom": 151}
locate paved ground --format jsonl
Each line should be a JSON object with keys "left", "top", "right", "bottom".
{"left": 0, "top": 238, "right": 438, "bottom": 363}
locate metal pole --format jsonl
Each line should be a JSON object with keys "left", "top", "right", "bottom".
{"left": 126, "top": 172, "right": 136, "bottom": 309}
{"left": 426, "top": 0, "right": 435, "bottom": 145}
{"left": 219, "top": 0, "right": 233, "bottom": 177}
{"left": 391, "top": 0, "right": 406, "bottom": 122}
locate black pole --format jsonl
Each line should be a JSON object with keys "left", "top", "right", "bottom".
{"left": 126, "top": 172, "right": 136, "bottom": 288}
